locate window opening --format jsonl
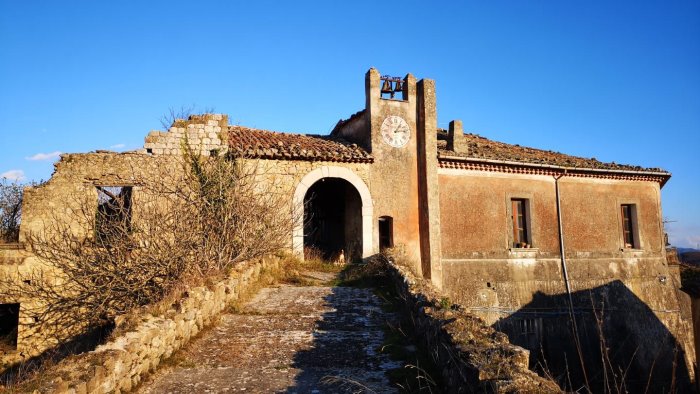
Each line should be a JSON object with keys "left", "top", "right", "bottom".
{"left": 379, "top": 216, "right": 394, "bottom": 250}
{"left": 0, "top": 303, "right": 19, "bottom": 351}
{"left": 621, "top": 204, "right": 638, "bottom": 249}
{"left": 95, "top": 186, "right": 133, "bottom": 244}
{"left": 511, "top": 198, "right": 530, "bottom": 248}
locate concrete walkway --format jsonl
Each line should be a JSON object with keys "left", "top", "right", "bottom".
{"left": 138, "top": 272, "right": 399, "bottom": 393}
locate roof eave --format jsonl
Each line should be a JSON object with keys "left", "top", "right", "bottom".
{"left": 438, "top": 153, "right": 672, "bottom": 186}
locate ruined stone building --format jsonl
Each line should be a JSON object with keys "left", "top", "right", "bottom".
{"left": 0, "top": 69, "right": 694, "bottom": 390}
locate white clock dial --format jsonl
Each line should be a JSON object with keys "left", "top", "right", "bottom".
{"left": 380, "top": 115, "right": 411, "bottom": 148}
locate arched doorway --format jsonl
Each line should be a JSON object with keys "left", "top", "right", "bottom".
{"left": 304, "top": 178, "right": 362, "bottom": 261}
{"left": 293, "top": 166, "right": 373, "bottom": 260}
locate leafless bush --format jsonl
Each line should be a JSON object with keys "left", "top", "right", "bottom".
{"left": 0, "top": 142, "right": 299, "bottom": 344}
{"left": 180, "top": 145, "right": 297, "bottom": 274}
{"left": 159, "top": 105, "right": 215, "bottom": 130}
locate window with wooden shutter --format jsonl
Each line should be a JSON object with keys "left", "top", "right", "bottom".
{"left": 511, "top": 198, "right": 530, "bottom": 248}
{"left": 621, "top": 204, "right": 638, "bottom": 249}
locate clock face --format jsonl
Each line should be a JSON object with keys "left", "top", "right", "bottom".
{"left": 380, "top": 115, "right": 411, "bottom": 148}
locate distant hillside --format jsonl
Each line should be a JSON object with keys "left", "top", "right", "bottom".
{"left": 679, "top": 248, "right": 700, "bottom": 266}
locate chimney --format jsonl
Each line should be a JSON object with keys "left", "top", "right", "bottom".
{"left": 447, "top": 120, "right": 467, "bottom": 153}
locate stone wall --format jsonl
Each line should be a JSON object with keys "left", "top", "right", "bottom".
{"left": 2, "top": 139, "right": 373, "bottom": 368}
{"left": 0, "top": 243, "right": 29, "bottom": 266}
{"left": 25, "top": 256, "right": 279, "bottom": 394}
{"left": 143, "top": 114, "right": 229, "bottom": 156}
{"left": 385, "top": 258, "right": 561, "bottom": 393}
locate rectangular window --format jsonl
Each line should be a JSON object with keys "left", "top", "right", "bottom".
{"left": 378, "top": 216, "right": 394, "bottom": 251}
{"left": 621, "top": 204, "right": 638, "bottom": 249}
{"left": 0, "top": 303, "right": 19, "bottom": 351}
{"left": 95, "top": 186, "right": 133, "bottom": 244}
{"left": 511, "top": 198, "right": 530, "bottom": 248}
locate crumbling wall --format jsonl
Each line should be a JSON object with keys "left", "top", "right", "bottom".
{"left": 143, "top": 114, "right": 229, "bottom": 156}
{"left": 1, "top": 118, "right": 373, "bottom": 370}
{"left": 385, "top": 258, "right": 561, "bottom": 393}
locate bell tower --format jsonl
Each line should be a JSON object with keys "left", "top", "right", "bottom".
{"left": 363, "top": 68, "right": 443, "bottom": 286}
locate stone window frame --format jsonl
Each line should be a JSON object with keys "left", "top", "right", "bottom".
{"left": 505, "top": 192, "right": 536, "bottom": 250}
{"left": 617, "top": 198, "right": 643, "bottom": 251}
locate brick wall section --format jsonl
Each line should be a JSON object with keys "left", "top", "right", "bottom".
{"left": 385, "top": 259, "right": 561, "bottom": 393}
{"left": 26, "top": 256, "right": 279, "bottom": 394}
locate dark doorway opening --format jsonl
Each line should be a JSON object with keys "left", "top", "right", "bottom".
{"left": 379, "top": 216, "right": 394, "bottom": 251}
{"left": 0, "top": 303, "right": 19, "bottom": 351}
{"left": 304, "top": 178, "right": 362, "bottom": 261}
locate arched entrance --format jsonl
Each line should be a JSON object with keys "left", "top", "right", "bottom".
{"left": 293, "top": 166, "right": 373, "bottom": 260}
{"left": 304, "top": 178, "right": 361, "bottom": 260}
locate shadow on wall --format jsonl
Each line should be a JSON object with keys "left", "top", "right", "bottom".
{"left": 493, "top": 280, "right": 693, "bottom": 393}
{"left": 283, "top": 286, "right": 399, "bottom": 393}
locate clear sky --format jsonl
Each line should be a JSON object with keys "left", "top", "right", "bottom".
{"left": 1, "top": 1, "right": 698, "bottom": 247}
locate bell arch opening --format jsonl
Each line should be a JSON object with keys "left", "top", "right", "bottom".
{"left": 304, "top": 178, "right": 362, "bottom": 261}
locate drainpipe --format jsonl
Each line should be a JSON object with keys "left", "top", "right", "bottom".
{"left": 554, "top": 171, "right": 591, "bottom": 390}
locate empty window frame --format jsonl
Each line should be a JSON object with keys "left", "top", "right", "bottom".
{"left": 511, "top": 198, "right": 531, "bottom": 248}
{"left": 95, "top": 186, "right": 133, "bottom": 243}
{"left": 378, "top": 216, "right": 394, "bottom": 250}
{"left": 620, "top": 204, "right": 639, "bottom": 249}
{"left": 0, "top": 303, "right": 20, "bottom": 351}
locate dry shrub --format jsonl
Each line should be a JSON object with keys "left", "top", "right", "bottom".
{"left": 0, "top": 142, "right": 300, "bottom": 347}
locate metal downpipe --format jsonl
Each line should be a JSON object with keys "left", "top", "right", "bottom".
{"left": 554, "top": 172, "right": 591, "bottom": 391}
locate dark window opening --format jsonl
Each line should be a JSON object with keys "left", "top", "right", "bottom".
{"left": 379, "top": 216, "right": 394, "bottom": 251}
{"left": 146, "top": 148, "right": 153, "bottom": 154}
{"left": 304, "top": 178, "right": 362, "bottom": 261}
{"left": 621, "top": 204, "right": 638, "bottom": 249}
{"left": 511, "top": 198, "right": 530, "bottom": 248}
{"left": 95, "top": 186, "right": 133, "bottom": 244}
{"left": 0, "top": 303, "right": 20, "bottom": 351}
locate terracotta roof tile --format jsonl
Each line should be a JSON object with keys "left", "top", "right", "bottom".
{"left": 437, "top": 130, "right": 669, "bottom": 174}
{"left": 227, "top": 126, "right": 372, "bottom": 163}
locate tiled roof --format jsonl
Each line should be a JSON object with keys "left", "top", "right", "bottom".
{"left": 437, "top": 130, "right": 669, "bottom": 174}
{"left": 227, "top": 126, "right": 372, "bottom": 163}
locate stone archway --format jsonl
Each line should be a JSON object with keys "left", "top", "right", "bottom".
{"left": 293, "top": 166, "right": 373, "bottom": 260}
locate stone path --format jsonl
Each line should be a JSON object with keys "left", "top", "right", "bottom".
{"left": 139, "top": 272, "right": 400, "bottom": 393}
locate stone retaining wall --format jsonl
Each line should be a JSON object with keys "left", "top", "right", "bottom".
{"left": 385, "top": 259, "right": 561, "bottom": 393}
{"left": 27, "top": 256, "right": 280, "bottom": 394}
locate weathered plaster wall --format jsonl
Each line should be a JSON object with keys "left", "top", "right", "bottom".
{"left": 439, "top": 170, "right": 559, "bottom": 257}
{"left": 436, "top": 167, "right": 695, "bottom": 390}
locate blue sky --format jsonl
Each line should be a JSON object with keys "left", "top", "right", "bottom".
{"left": 1, "top": 1, "right": 698, "bottom": 247}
